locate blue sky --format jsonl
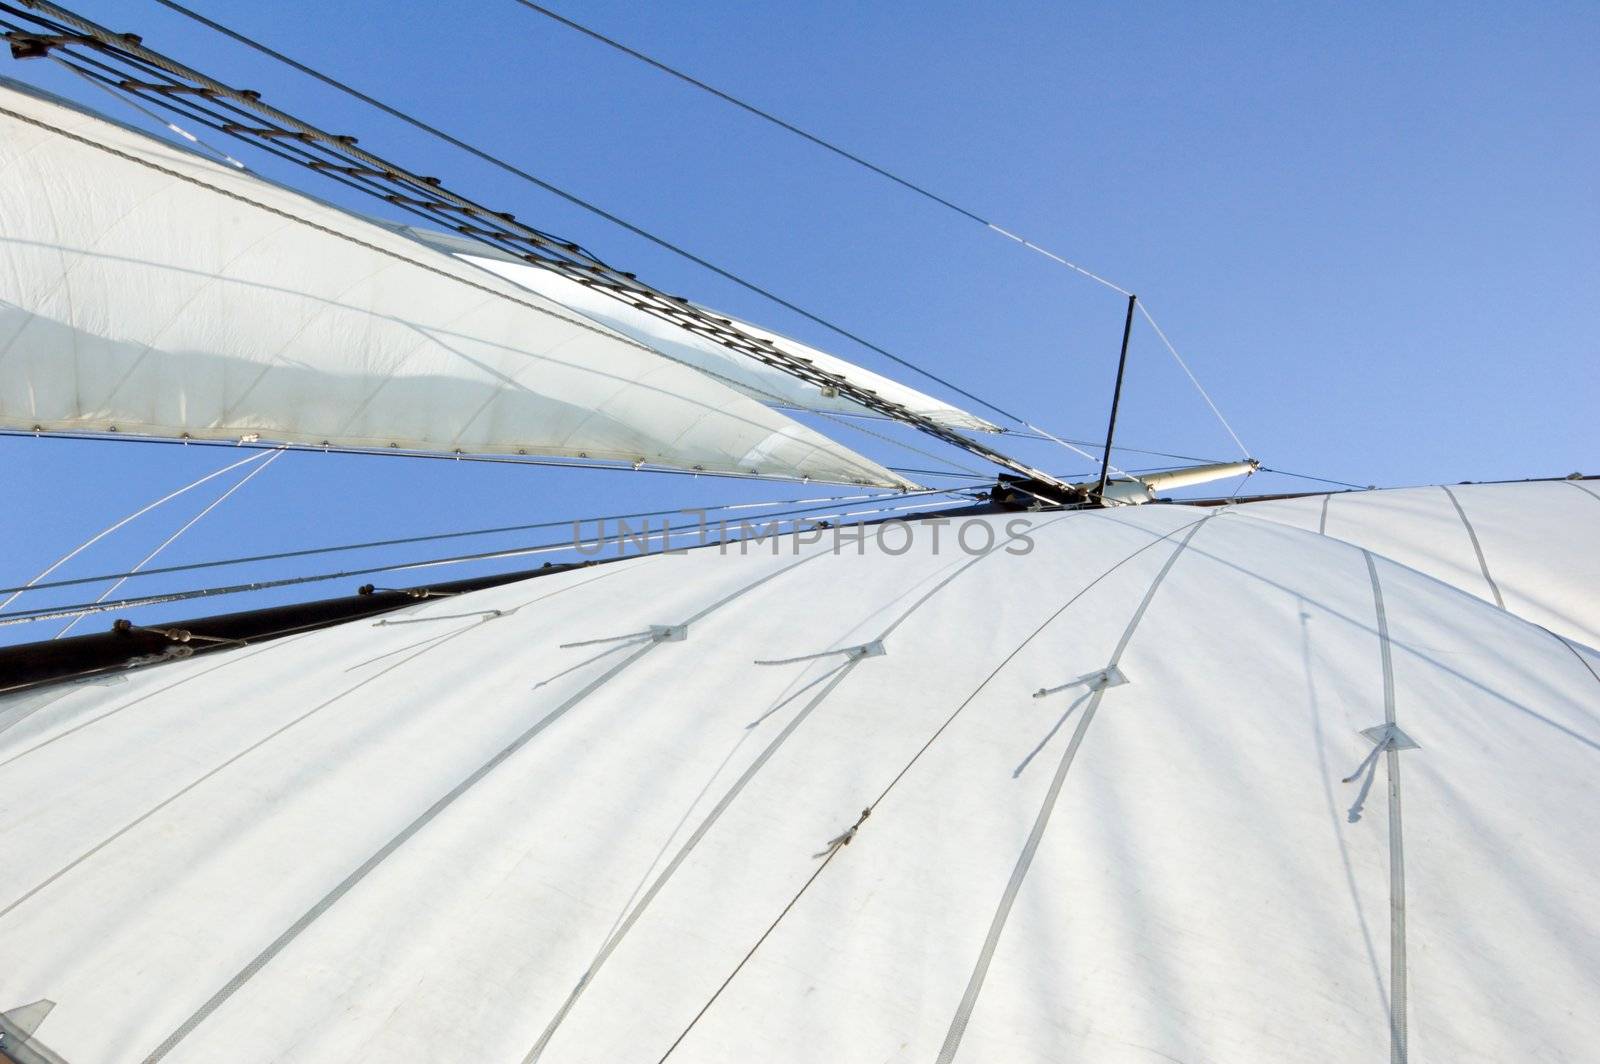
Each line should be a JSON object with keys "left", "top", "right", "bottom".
{"left": 1, "top": 0, "right": 1595, "bottom": 643}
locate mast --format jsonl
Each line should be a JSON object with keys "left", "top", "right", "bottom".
{"left": 1095, "top": 293, "right": 1138, "bottom": 502}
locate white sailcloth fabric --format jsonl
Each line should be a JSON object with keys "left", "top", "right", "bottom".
{"left": 0, "top": 479, "right": 1595, "bottom": 1063}
{"left": 0, "top": 79, "right": 907, "bottom": 487}
{"left": 1236, "top": 478, "right": 1600, "bottom": 647}
{"left": 399, "top": 227, "right": 1002, "bottom": 434}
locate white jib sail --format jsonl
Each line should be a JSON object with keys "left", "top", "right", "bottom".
{"left": 0, "top": 79, "right": 911, "bottom": 488}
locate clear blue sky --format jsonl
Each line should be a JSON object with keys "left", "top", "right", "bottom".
{"left": 2, "top": 0, "right": 1595, "bottom": 643}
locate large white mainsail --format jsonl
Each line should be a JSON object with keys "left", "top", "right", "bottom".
{"left": 398, "top": 227, "right": 1003, "bottom": 434}
{"left": 0, "top": 79, "right": 911, "bottom": 488}
{"left": 0, "top": 481, "right": 1594, "bottom": 1062}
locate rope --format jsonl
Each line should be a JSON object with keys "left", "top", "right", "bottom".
{"left": 509, "top": 1, "right": 1130, "bottom": 300}
{"left": 751, "top": 639, "right": 883, "bottom": 666}
{"left": 1260, "top": 466, "right": 1372, "bottom": 490}
{"left": 1134, "top": 302, "right": 1250, "bottom": 457}
{"left": 551, "top": 661, "right": 861, "bottom": 1064}
{"left": 998, "top": 427, "right": 1221, "bottom": 465}
{"left": 1545, "top": 626, "right": 1600, "bottom": 689}
{"left": 53, "top": 448, "right": 284, "bottom": 637}
{"left": 1020, "top": 420, "right": 1129, "bottom": 481}
{"left": 777, "top": 411, "right": 1233, "bottom": 469}
{"left": 0, "top": 486, "right": 972, "bottom": 598}
{"left": 0, "top": 492, "right": 968, "bottom": 627}
{"left": 557, "top": 629, "right": 656, "bottom": 650}
{"left": 0, "top": 447, "right": 274, "bottom": 614}
{"left": 1567, "top": 479, "right": 1600, "bottom": 505}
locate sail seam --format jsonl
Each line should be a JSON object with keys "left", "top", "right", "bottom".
{"left": 1439, "top": 486, "right": 1504, "bottom": 609}
{"left": 0, "top": 621, "right": 484, "bottom": 926}
{"left": 138, "top": 544, "right": 838, "bottom": 1061}
{"left": 934, "top": 517, "right": 1208, "bottom": 1064}
{"left": 1363, "top": 550, "right": 1409, "bottom": 1064}
{"left": 531, "top": 660, "right": 859, "bottom": 1064}
{"left": 643, "top": 513, "right": 1212, "bottom": 1061}
{"left": 1564, "top": 479, "right": 1600, "bottom": 504}
{"left": 1545, "top": 627, "right": 1600, "bottom": 688}
{"left": 530, "top": 521, "right": 1075, "bottom": 1062}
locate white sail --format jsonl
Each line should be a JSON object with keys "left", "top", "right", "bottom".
{"left": 400, "top": 228, "right": 1002, "bottom": 434}
{"left": 0, "top": 79, "right": 910, "bottom": 488}
{"left": 1237, "top": 478, "right": 1600, "bottom": 645}
{"left": 0, "top": 481, "right": 1595, "bottom": 1062}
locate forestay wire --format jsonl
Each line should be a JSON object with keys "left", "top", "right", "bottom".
{"left": 0, "top": 483, "right": 983, "bottom": 599}
{"left": 0, "top": 489, "right": 975, "bottom": 628}
{"left": 509, "top": 0, "right": 1251, "bottom": 458}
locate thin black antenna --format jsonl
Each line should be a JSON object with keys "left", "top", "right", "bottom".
{"left": 1096, "top": 294, "right": 1138, "bottom": 501}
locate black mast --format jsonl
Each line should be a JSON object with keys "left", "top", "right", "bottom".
{"left": 1095, "top": 294, "right": 1138, "bottom": 501}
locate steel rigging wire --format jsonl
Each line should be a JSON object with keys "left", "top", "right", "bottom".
{"left": 0, "top": 491, "right": 979, "bottom": 627}
{"left": 508, "top": 0, "right": 1251, "bottom": 458}
{"left": 0, "top": 485, "right": 985, "bottom": 599}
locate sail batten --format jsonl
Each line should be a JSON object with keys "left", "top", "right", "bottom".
{"left": 0, "top": 78, "right": 911, "bottom": 488}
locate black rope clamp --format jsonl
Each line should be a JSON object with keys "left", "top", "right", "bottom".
{"left": 111, "top": 619, "right": 243, "bottom": 646}
{"left": 6, "top": 31, "right": 74, "bottom": 58}
{"left": 3, "top": 24, "right": 141, "bottom": 60}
